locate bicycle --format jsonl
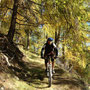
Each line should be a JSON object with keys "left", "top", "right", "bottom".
{"left": 45, "top": 55, "right": 53, "bottom": 87}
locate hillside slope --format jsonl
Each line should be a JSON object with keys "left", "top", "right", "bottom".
{"left": 0, "top": 34, "right": 89, "bottom": 90}
{"left": 0, "top": 49, "right": 89, "bottom": 90}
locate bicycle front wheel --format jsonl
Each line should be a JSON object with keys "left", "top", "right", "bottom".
{"left": 48, "top": 65, "right": 52, "bottom": 87}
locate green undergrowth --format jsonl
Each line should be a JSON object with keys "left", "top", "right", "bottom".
{"left": 19, "top": 46, "right": 43, "bottom": 64}
{"left": 14, "top": 79, "right": 35, "bottom": 90}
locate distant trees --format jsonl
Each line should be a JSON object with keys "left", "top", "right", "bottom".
{"left": 0, "top": 0, "right": 89, "bottom": 63}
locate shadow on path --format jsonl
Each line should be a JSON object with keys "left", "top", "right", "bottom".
{"left": 9, "top": 59, "right": 87, "bottom": 90}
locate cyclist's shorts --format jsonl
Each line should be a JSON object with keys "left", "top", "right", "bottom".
{"left": 45, "top": 58, "right": 54, "bottom": 63}
{"left": 45, "top": 55, "right": 54, "bottom": 63}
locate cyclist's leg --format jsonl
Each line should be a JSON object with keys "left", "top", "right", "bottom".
{"left": 45, "top": 58, "right": 49, "bottom": 72}
{"left": 45, "top": 55, "right": 49, "bottom": 72}
{"left": 45, "top": 59, "right": 48, "bottom": 70}
{"left": 51, "top": 58, "right": 54, "bottom": 70}
{"left": 51, "top": 56, "right": 55, "bottom": 73}
{"left": 51, "top": 54, "right": 54, "bottom": 69}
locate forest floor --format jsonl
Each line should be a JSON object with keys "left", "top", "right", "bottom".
{"left": 0, "top": 46, "right": 89, "bottom": 90}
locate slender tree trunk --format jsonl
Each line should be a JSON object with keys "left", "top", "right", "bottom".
{"left": 62, "top": 43, "right": 65, "bottom": 59}
{"left": 55, "top": 28, "right": 58, "bottom": 44}
{"left": 62, "top": 31, "right": 65, "bottom": 59}
{"left": 26, "top": 32, "right": 30, "bottom": 50}
{"left": 25, "top": 30, "right": 30, "bottom": 50}
{"left": 55, "top": 26, "right": 61, "bottom": 47}
{"left": 7, "top": 0, "right": 18, "bottom": 42}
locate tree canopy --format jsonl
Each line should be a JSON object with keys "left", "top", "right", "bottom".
{"left": 0, "top": 0, "right": 90, "bottom": 84}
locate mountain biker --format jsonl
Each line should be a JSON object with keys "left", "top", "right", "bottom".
{"left": 41, "top": 37, "right": 58, "bottom": 73}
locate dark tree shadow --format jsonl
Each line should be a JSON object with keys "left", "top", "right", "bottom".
{"left": 52, "top": 68, "right": 87, "bottom": 90}
{"left": 8, "top": 60, "right": 87, "bottom": 90}
{"left": 54, "top": 78, "right": 87, "bottom": 90}
{"left": 9, "top": 60, "right": 48, "bottom": 88}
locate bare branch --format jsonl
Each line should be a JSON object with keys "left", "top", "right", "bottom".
{"left": 27, "top": 7, "right": 39, "bottom": 23}
{"left": 6, "top": 6, "right": 13, "bottom": 10}
{"left": 16, "top": 22, "right": 39, "bottom": 27}
{"left": 17, "top": 12, "right": 30, "bottom": 22}
{"left": 27, "top": 0, "right": 42, "bottom": 6}
{"left": 16, "top": 18, "right": 26, "bottom": 22}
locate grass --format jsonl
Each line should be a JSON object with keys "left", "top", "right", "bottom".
{"left": 14, "top": 79, "right": 35, "bottom": 90}
{"left": 19, "top": 47, "right": 44, "bottom": 64}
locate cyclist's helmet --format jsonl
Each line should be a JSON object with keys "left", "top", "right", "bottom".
{"left": 47, "top": 37, "right": 54, "bottom": 41}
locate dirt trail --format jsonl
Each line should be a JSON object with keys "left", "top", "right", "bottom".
{"left": 17, "top": 56, "right": 87, "bottom": 90}
{"left": 0, "top": 53, "right": 88, "bottom": 90}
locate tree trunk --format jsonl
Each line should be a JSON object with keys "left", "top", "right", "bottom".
{"left": 55, "top": 28, "right": 58, "bottom": 44}
{"left": 7, "top": 0, "right": 18, "bottom": 42}
{"left": 62, "top": 31, "right": 65, "bottom": 59}
{"left": 62, "top": 43, "right": 65, "bottom": 59}
{"left": 55, "top": 26, "right": 60, "bottom": 47}
{"left": 25, "top": 30, "right": 30, "bottom": 50}
{"left": 26, "top": 32, "right": 30, "bottom": 50}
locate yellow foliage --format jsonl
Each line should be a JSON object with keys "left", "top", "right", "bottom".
{"left": 18, "top": 29, "right": 26, "bottom": 37}
{"left": 43, "top": 24, "right": 55, "bottom": 38}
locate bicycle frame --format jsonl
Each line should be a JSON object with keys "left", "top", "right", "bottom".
{"left": 46, "top": 56, "right": 53, "bottom": 87}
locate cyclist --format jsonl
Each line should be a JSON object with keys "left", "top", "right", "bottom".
{"left": 41, "top": 37, "right": 58, "bottom": 73}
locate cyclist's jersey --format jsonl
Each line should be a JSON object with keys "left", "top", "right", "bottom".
{"left": 41, "top": 42, "right": 58, "bottom": 57}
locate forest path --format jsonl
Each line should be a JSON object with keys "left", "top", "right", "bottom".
{"left": 0, "top": 48, "right": 88, "bottom": 90}
{"left": 14, "top": 50, "right": 86, "bottom": 90}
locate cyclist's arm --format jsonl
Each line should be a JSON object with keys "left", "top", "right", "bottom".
{"left": 55, "top": 47, "right": 58, "bottom": 56}
{"left": 53, "top": 43, "right": 58, "bottom": 56}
